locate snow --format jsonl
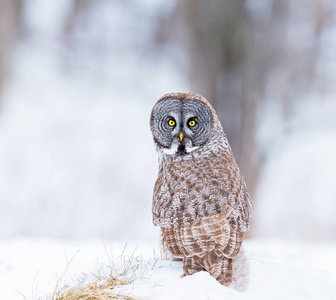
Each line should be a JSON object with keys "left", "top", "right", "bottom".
{"left": 255, "top": 97, "right": 336, "bottom": 240}
{"left": 1, "top": 238, "right": 336, "bottom": 300}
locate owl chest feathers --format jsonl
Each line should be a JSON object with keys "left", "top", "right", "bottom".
{"left": 152, "top": 148, "right": 247, "bottom": 229}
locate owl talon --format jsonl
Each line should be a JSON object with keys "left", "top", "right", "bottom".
{"left": 173, "top": 257, "right": 183, "bottom": 261}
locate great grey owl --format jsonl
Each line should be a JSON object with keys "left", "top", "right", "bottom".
{"left": 150, "top": 92, "right": 253, "bottom": 287}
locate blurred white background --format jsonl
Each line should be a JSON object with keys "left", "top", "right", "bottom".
{"left": 0, "top": 0, "right": 335, "bottom": 242}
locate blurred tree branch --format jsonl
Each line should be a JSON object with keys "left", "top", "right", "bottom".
{"left": 0, "top": 0, "right": 22, "bottom": 102}
{"left": 63, "top": 0, "right": 91, "bottom": 35}
{"left": 169, "top": 0, "right": 260, "bottom": 198}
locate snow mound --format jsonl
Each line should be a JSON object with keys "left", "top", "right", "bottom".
{"left": 2, "top": 238, "right": 336, "bottom": 300}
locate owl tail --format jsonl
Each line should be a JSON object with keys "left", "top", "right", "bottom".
{"left": 207, "top": 256, "right": 233, "bottom": 286}
{"left": 182, "top": 251, "right": 233, "bottom": 287}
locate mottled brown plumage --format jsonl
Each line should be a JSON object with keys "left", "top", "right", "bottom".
{"left": 150, "top": 92, "right": 253, "bottom": 287}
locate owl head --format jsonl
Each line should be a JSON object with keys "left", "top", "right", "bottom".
{"left": 150, "top": 92, "right": 221, "bottom": 156}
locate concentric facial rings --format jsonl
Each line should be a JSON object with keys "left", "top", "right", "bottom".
{"left": 151, "top": 97, "right": 213, "bottom": 150}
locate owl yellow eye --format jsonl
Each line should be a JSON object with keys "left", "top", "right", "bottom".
{"left": 188, "top": 120, "right": 196, "bottom": 127}
{"left": 168, "top": 119, "right": 176, "bottom": 127}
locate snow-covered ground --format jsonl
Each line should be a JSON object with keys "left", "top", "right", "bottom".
{"left": 2, "top": 238, "right": 336, "bottom": 300}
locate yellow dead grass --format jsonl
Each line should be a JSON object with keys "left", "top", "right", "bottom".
{"left": 52, "top": 276, "right": 142, "bottom": 300}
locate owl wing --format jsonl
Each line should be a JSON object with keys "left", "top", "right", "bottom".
{"left": 161, "top": 213, "right": 244, "bottom": 259}
{"left": 161, "top": 173, "right": 252, "bottom": 259}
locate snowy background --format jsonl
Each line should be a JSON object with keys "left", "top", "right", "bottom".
{"left": 0, "top": 0, "right": 336, "bottom": 299}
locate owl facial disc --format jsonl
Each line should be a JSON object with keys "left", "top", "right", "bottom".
{"left": 150, "top": 97, "right": 213, "bottom": 156}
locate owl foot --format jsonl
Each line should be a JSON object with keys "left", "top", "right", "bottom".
{"left": 183, "top": 256, "right": 204, "bottom": 276}
{"left": 173, "top": 257, "right": 183, "bottom": 261}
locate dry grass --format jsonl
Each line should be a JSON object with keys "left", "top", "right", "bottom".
{"left": 52, "top": 276, "right": 137, "bottom": 300}
{"left": 49, "top": 245, "right": 149, "bottom": 300}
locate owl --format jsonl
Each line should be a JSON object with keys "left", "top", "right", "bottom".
{"left": 150, "top": 92, "right": 253, "bottom": 287}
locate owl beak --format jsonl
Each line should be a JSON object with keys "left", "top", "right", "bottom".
{"left": 179, "top": 132, "right": 184, "bottom": 142}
